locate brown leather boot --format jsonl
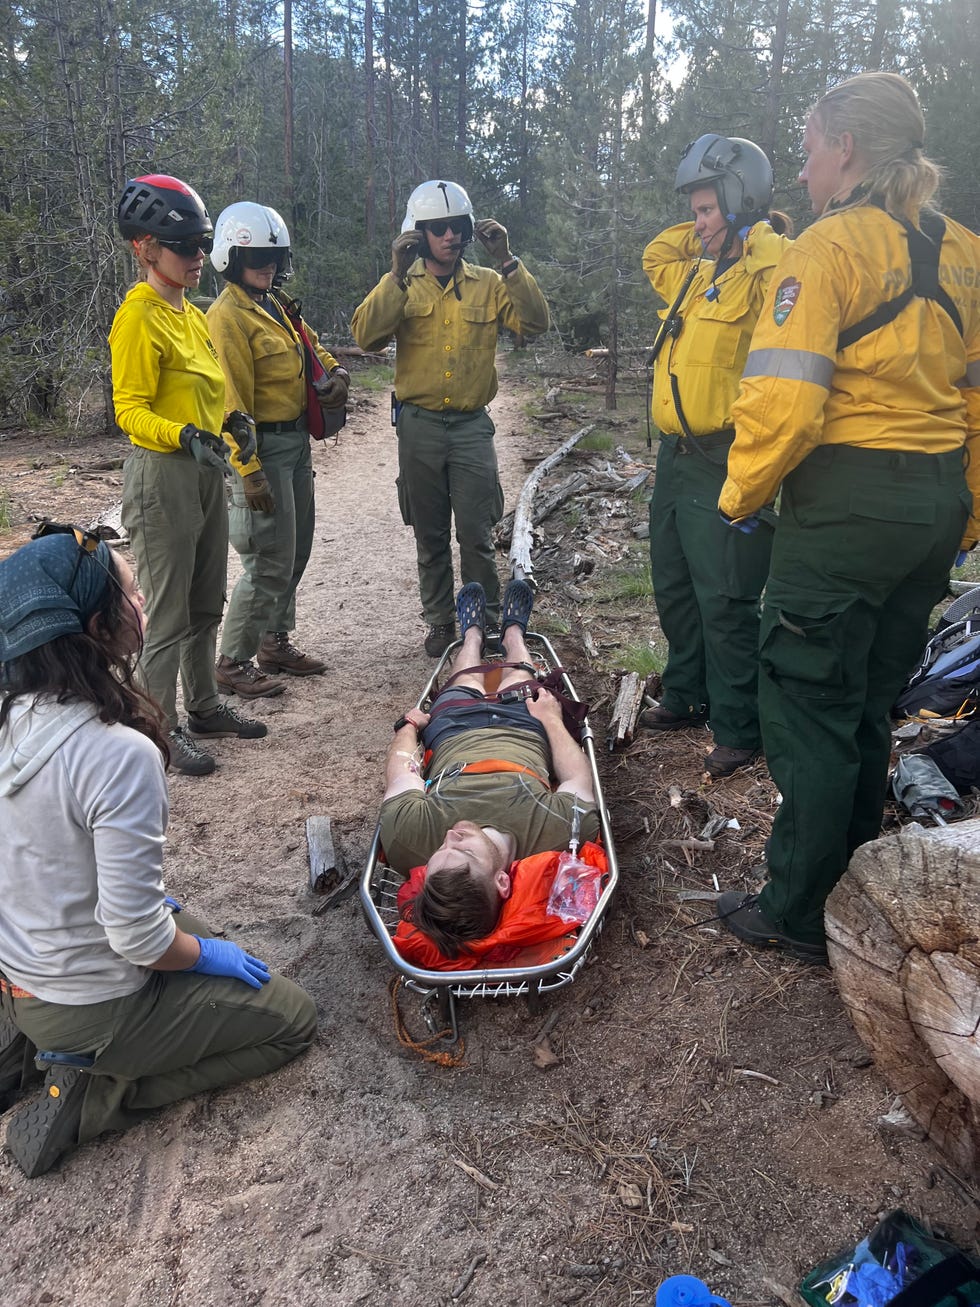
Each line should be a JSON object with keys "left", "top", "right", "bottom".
{"left": 216, "top": 655, "right": 286, "bottom": 699}
{"left": 257, "top": 632, "right": 326, "bottom": 676}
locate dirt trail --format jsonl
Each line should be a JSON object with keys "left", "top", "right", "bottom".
{"left": 0, "top": 369, "right": 974, "bottom": 1307}
{"left": 0, "top": 379, "right": 589, "bottom": 1307}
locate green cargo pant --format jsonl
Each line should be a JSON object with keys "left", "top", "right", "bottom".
{"left": 648, "top": 433, "right": 773, "bottom": 747}
{"left": 6, "top": 912, "right": 317, "bottom": 1147}
{"left": 396, "top": 404, "right": 505, "bottom": 627}
{"left": 221, "top": 424, "right": 315, "bottom": 660}
{"left": 122, "top": 448, "right": 227, "bottom": 729}
{"left": 757, "top": 444, "right": 970, "bottom": 944}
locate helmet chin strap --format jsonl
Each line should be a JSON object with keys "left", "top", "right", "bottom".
{"left": 132, "top": 239, "right": 186, "bottom": 291}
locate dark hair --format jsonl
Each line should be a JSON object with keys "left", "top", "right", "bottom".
{"left": 769, "top": 209, "right": 794, "bottom": 237}
{"left": 0, "top": 551, "right": 169, "bottom": 762}
{"left": 410, "top": 866, "right": 503, "bottom": 959}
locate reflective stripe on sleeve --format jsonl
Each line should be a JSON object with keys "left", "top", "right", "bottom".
{"left": 965, "top": 360, "right": 980, "bottom": 388}
{"left": 743, "top": 347, "right": 835, "bottom": 389}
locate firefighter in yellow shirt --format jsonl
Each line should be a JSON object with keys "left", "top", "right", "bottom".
{"left": 641, "top": 136, "right": 792, "bottom": 778}
{"left": 351, "top": 180, "right": 550, "bottom": 656}
{"left": 207, "top": 202, "right": 349, "bottom": 698}
{"left": 111, "top": 175, "right": 265, "bottom": 777}
{"left": 716, "top": 73, "right": 980, "bottom": 963}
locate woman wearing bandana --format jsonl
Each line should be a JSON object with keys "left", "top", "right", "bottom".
{"left": 0, "top": 529, "right": 316, "bottom": 1178}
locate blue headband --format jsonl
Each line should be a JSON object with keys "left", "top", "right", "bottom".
{"left": 0, "top": 534, "right": 114, "bottom": 661}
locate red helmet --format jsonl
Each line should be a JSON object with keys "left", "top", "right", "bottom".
{"left": 117, "top": 174, "right": 212, "bottom": 241}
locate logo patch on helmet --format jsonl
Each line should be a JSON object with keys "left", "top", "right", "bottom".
{"left": 236, "top": 227, "right": 253, "bottom": 246}
{"left": 773, "top": 277, "right": 801, "bottom": 326}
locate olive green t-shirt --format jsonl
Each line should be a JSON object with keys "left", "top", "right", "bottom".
{"left": 379, "top": 725, "right": 599, "bottom": 874}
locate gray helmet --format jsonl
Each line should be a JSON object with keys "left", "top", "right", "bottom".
{"left": 674, "top": 135, "right": 774, "bottom": 216}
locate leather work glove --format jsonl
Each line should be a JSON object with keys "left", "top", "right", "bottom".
{"left": 224, "top": 410, "right": 257, "bottom": 464}
{"left": 242, "top": 470, "right": 276, "bottom": 514}
{"left": 179, "top": 424, "right": 229, "bottom": 470}
{"left": 391, "top": 232, "right": 421, "bottom": 283}
{"left": 474, "top": 218, "right": 512, "bottom": 265}
{"left": 315, "top": 368, "right": 350, "bottom": 410}
{"left": 187, "top": 937, "right": 270, "bottom": 990}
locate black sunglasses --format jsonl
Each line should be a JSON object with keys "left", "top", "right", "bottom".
{"left": 423, "top": 218, "right": 468, "bottom": 237}
{"left": 158, "top": 235, "right": 214, "bottom": 258}
{"left": 240, "top": 247, "right": 289, "bottom": 270}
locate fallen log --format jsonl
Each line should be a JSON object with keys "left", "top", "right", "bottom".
{"left": 306, "top": 815, "right": 358, "bottom": 914}
{"left": 606, "top": 672, "right": 643, "bottom": 751}
{"left": 509, "top": 424, "right": 595, "bottom": 581}
{"left": 826, "top": 818, "right": 980, "bottom": 1176}
{"left": 493, "top": 471, "right": 590, "bottom": 548}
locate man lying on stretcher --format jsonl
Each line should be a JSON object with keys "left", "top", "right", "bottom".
{"left": 381, "top": 579, "right": 602, "bottom": 965}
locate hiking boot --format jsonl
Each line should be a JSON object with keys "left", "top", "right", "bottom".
{"left": 216, "top": 655, "right": 286, "bottom": 699}
{"left": 0, "top": 1014, "right": 40, "bottom": 1113}
{"left": 6, "top": 1063, "right": 89, "bottom": 1178}
{"left": 705, "top": 745, "right": 760, "bottom": 779}
{"left": 186, "top": 704, "right": 268, "bottom": 739}
{"left": 716, "top": 891, "right": 829, "bottom": 965}
{"left": 257, "top": 632, "right": 326, "bottom": 677}
{"left": 168, "top": 727, "right": 216, "bottom": 776}
{"left": 638, "top": 704, "right": 708, "bottom": 731}
{"left": 424, "top": 623, "right": 456, "bottom": 658}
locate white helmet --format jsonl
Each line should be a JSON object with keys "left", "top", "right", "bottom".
{"left": 401, "top": 180, "right": 474, "bottom": 234}
{"left": 211, "top": 201, "right": 292, "bottom": 278}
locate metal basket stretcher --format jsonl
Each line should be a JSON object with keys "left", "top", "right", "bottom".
{"left": 358, "top": 630, "right": 619, "bottom": 1035}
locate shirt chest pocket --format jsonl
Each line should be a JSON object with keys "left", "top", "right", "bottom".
{"left": 254, "top": 334, "right": 302, "bottom": 376}
{"left": 402, "top": 300, "right": 436, "bottom": 346}
{"left": 682, "top": 298, "right": 752, "bottom": 370}
{"left": 461, "top": 305, "right": 498, "bottom": 351}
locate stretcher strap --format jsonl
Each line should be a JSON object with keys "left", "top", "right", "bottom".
{"left": 421, "top": 753, "right": 553, "bottom": 788}
{"left": 427, "top": 681, "right": 539, "bottom": 720}
{"left": 388, "top": 976, "right": 465, "bottom": 1067}
{"left": 442, "top": 661, "right": 538, "bottom": 691}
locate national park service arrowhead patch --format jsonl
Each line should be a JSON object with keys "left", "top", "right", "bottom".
{"left": 773, "top": 277, "right": 801, "bottom": 326}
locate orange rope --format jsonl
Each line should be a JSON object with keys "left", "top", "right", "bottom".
{"left": 388, "top": 976, "right": 466, "bottom": 1067}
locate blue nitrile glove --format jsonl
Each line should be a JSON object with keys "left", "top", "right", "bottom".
{"left": 164, "top": 895, "right": 182, "bottom": 913}
{"left": 187, "top": 937, "right": 270, "bottom": 989}
{"left": 718, "top": 508, "right": 760, "bottom": 534}
{"left": 955, "top": 550, "right": 969, "bottom": 568}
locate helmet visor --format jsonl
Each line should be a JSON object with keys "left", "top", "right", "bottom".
{"left": 240, "top": 247, "right": 290, "bottom": 270}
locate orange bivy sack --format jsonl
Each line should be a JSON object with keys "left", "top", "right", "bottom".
{"left": 393, "top": 841, "right": 608, "bottom": 972}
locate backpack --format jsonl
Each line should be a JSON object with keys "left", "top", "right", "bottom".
{"left": 894, "top": 586, "right": 980, "bottom": 719}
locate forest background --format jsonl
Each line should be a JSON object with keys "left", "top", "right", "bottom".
{"left": 1, "top": 0, "right": 979, "bottom": 425}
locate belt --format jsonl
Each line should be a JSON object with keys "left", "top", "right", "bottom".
{"left": 662, "top": 429, "right": 735, "bottom": 453}
{"left": 257, "top": 416, "right": 306, "bottom": 434}
{"left": 421, "top": 756, "right": 552, "bottom": 788}
{"left": 0, "top": 977, "right": 34, "bottom": 999}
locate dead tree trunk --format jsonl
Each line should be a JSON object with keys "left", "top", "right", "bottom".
{"left": 508, "top": 424, "right": 595, "bottom": 581}
{"left": 826, "top": 819, "right": 980, "bottom": 1177}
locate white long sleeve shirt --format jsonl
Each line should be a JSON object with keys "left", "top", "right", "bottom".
{"left": 0, "top": 698, "right": 176, "bottom": 1004}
